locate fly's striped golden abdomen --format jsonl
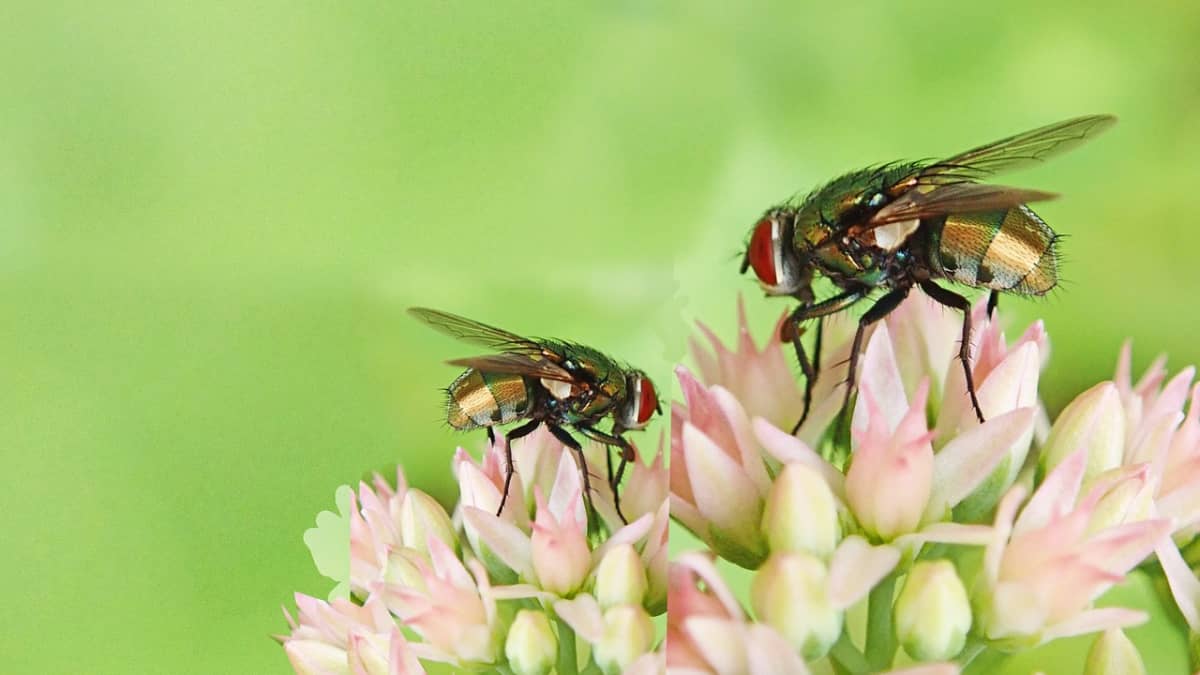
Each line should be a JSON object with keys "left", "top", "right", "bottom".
{"left": 928, "top": 205, "right": 1058, "bottom": 295}
{"left": 445, "top": 369, "right": 534, "bottom": 430}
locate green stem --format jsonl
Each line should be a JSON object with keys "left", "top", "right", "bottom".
{"left": 829, "top": 632, "right": 871, "bottom": 674}
{"left": 962, "top": 646, "right": 1008, "bottom": 675}
{"left": 555, "top": 617, "right": 579, "bottom": 675}
{"left": 865, "top": 572, "right": 898, "bottom": 671}
{"left": 956, "top": 640, "right": 985, "bottom": 667}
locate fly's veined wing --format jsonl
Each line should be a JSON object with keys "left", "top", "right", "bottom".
{"left": 408, "top": 307, "right": 543, "bottom": 354}
{"left": 916, "top": 114, "right": 1116, "bottom": 184}
{"left": 868, "top": 183, "right": 1058, "bottom": 226}
{"left": 445, "top": 354, "right": 575, "bottom": 382}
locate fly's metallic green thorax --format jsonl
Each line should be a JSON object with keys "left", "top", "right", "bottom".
{"left": 543, "top": 340, "right": 631, "bottom": 422}
{"left": 739, "top": 114, "right": 1115, "bottom": 433}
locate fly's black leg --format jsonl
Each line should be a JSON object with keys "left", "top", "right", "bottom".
{"left": 497, "top": 419, "right": 540, "bottom": 516}
{"left": 486, "top": 426, "right": 496, "bottom": 446}
{"left": 578, "top": 425, "right": 636, "bottom": 524}
{"left": 547, "top": 424, "right": 598, "bottom": 522}
{"left": 605, "top": 446, "right": 615, "bottom": 500}
{"left": 785, "top": 312, "right": 818, "bottom": 434}
{"left": 987, "top": 290, "right": 1000, "bottom": 318}
{"left": 813, "top": 317, "right": 825, "bottom": 381}
{"left": 785, "top": 288, "right": 869, "bottom": 434}
{"left": 837, "top": 288, "right": 911, "bottom": 432}
{"left": 921, "top": 280, "right": 986, "bottom": 423}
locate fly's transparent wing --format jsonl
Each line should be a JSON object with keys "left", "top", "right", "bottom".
{"left": 916, "top": 114, "right": 1116, "bottom": 184}
{"left": 869, "top": 183, "right": 1058, "bottom": 226}
{"left": 408, "top": 307, "right": 543, "bottom": 354}
{"left": 445, "top": 354, "right": 574, "bottom": 382}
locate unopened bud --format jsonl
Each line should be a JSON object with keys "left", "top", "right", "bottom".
{"left": 762, "top": 463, "right": 841, "bottom": 558}
{"left": 398, "top": 489, "right": 458, "bottom": 556}
{"left": 594, "top": 605, "right": 654, "bottom": 675}
{"left": 505, "top": 610, "right": 557, "bottom": 675}
{"left": 750, "top": 552, "right": 841, "bottom": 660}
{"left": 894, "top": 560, "right": 971, "bottom": 662}
{"left": 1084, "top": 628, "right": 1146, "bottom": 675}
{"left": 1042, "top": 382, "right": 1126, "bottom": 479}
{"left": 594, "top": 543, "right": 648, "bottom": 609}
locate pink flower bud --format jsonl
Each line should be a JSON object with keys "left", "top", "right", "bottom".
{"left": 845, "top": 381, "right": 934, "bottom": 541}
{"left": 530, "top": 488, "right": 590, "bottom": 596}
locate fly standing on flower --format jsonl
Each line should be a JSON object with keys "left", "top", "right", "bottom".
{"left": 740, "top": 114, "right": 1116, "bottom": 432}
{"left": 408, "top": 307, "right": 661, "bottom": 524}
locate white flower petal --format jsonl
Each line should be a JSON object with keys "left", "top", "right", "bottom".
{"left": 976, "top": 341, "right": 1040, "bottom": 418}
{"left": 853, "top": 323, "right": 908, "bottom": 434}
{"left": 1040, "top": 607, "right": 1148, "bottom": 643}
{"left": 669, "top": 494, "right": 709, "bottom": 544}
{"left": 753, "top": 417, "right": 845, "bottom": 498}
{"left": 685, "top": 617, "right": 748, "bottom": 674}
{"left": 1014, "top": 448, "right": 1086, "bottom": 536}
{"left": 987, "top": 580, "right": 1049, "bottom": 639}
{"left": 548, "top": 450, "right": 587, "bottom": 530}
{"left": 388, "top": 629, "right": 428, "bottom": 675}
{"left": 554, "top": 595, "right": 605, "bottom": 643}
{"left": 674, "top": 552, "right": 746, "bottom": 619}
{"left": 746, "top": 624, "right": 811, "bottom": 675}
{"left": 712, "top": 385, "right": 772, "bottom": 493}
{"left": 592, "top": 511, "right": 654, "bottom": 567}
{"left": 461, "top": 507, "right": 533, "bottom": 578}
{"left": 1156, "top": 540, "right": 1200, "bottom": 631}
{"left": 896, "top": 523, "right": 994, "bottom": 549}
{"left": 828, "top": 536, "right": 900, "bottom": 610}
{"left": 985, "top": 485, "right": 1027, "bottom": 584}
{"left": 683, "top": 422, "right": 766, "bottom": 556}
{"left": 930, "top": 407, "right": 1035, "bottom": 514}
{"left": 623, "top": 652, "right": 665, "bottom": 675}
{"left": 490, "top": 583, "right": 551, "bottom": 601}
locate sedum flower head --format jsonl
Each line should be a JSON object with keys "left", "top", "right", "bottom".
{"left": 669, "top": 296, "right": 1187, "bottom": 672}
{"left": 281, "top": 594, "right": 421, "bottom": 675}
{"left": 281, "top": 293, "right": 1200, "bottom": 673}
{"left": 282, "top": 424, "right": 667, "bottom": 672}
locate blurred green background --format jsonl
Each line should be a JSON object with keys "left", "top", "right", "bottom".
{"left": 1, "top": 2, "right": 1197, "bottom": 673}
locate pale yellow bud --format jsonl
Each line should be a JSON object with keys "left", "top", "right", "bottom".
{"left": 894, "top": 560, "right": 971, "bottom": 661}
{"left": 1084, "top": 628, "right": 1146, "bottom": 675}
{"left": 594, "top": 605, "right": 654, "bottom": 675}
{"left": 398, "top": 489, "right": 457, "bottom": 555}
{"left": 593, "top": 543, "right": 648, "bottom": 609}
{"left": 750, "top": 552, "right": 841, "bottom": 659}
{"left": 1042, "top": 382, "right": 1126, "bottom": 479}
{"left": 505, "top": 610, "right": 557, "bottom": 675}
{"left": 761, "top": 463, "right": 841, "bottom": 558}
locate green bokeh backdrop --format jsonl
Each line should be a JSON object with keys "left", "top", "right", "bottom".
{"left": 1, "top": 2, "right": 1197, "bottom": 673}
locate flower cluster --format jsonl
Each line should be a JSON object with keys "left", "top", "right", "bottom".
{"left": 281, "top": 427, "right": 668, "bottom": 674}
{"left": 278, "top": 293, "right": 1200, "bottom": 674}
{"left": 670, "top": 296, "right": 1200, "bottom": 673}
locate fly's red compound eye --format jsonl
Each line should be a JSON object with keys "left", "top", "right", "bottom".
{"left": 747, "top": 217, "right": 779, "bottom": 286}
{"left": 636, "top": 377, "right": 657, "bottom": 425}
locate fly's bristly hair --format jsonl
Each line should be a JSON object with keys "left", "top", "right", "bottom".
{"left": 1036, "top": 232, "right": 1070, "bottom": 303}
{"left": 438, "top": 385, "right": 457, "bottom": 430}
{"left": 783, "top": 161, "right": 924, "bottom": 211}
